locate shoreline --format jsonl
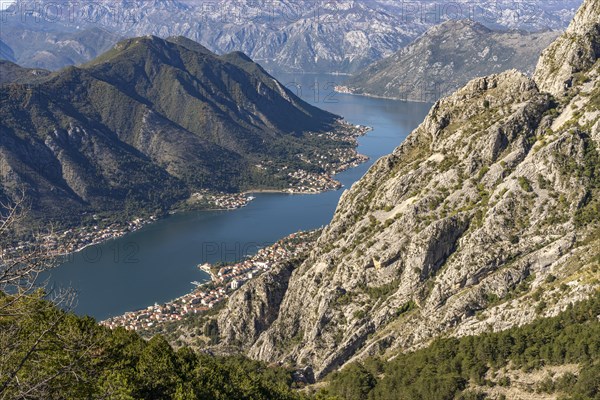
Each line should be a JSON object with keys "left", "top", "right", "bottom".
{"left": 334, "top": 85, "right": 435, "bottom": 104}
{"left": 15, "top": 121, "right": 373, "bottom": 298}
{"left": 101, "top": 230, "right": 319, "bottom": 331}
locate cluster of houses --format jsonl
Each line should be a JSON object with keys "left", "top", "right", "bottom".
{"left": 189, "top": 191, "right": 254, "bottom": 210}
{"left": 285, "top": 169, "right": 343, "bottom": 193}
{"left": 101, "top": 231, "right": 317, "bottom": 332}
{"left": 281, "top": 125, "right": 371, "bottom": 193}
{"left": 50, "top": 217, "right": 154, "bottom": 253}
{"left": 1, "top": 217, "right": 154, "bottom": 261}
{"left": 101, "top": 286, "right": 228, "bottom": 331}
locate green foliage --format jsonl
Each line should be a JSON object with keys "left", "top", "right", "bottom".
{"left": 477, "top": 166, "right": 490, "bottom": 181}
{"left": 396, "top": 301, "right": 416, "bottom": 316}
{"left": 0, "top": 35, "right": 349, "bottom": 230}
{"left": 538, "top": 174, "right": 551, "bottom": 189}
{"left": 574, "top": 135, "right": 600, "bottom": 228}
{"left": 203, "top": 319, "right": 220, "bottom": 345}
{"left": 518, "top": 176, "right": 534, "bottom": 192}
{"left": 0, "top": 293, "right": 304, "bottom": 400}
{"left": 326, "top": 364, "right": 376, "bottom": 400}
{"left": 361, "top": 280, "right": 400, "bottom": 301}
{"left": 323, "top": 293, "right": 600, "bottom": 400}
{"left": 588, "top": 86, "right": 600, "bottom": 111}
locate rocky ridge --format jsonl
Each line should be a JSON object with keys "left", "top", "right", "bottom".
{"left": 209, "top": 0, "right": 600, "bottom": 381}
{"left": 534, "top": 0, "right": 600, "bottom": 96}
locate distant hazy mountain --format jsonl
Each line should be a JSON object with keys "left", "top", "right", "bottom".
{"left": 340, "top": 20, "right": 560, "bottom": 102}
{"left": 0, "top": 39, "right": 15, "bottom": 62}
{"left": 0, "top": 26, "right": 121, "bottom": 70}
{"left": 0, "top": 0, "right": 583, "bottom": 73}
{"left": 0, "top": 36, "right": 340, "bottom": 226}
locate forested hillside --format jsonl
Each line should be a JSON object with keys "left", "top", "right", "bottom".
{"left": 0, "top": 292, "right": 304, "bottom": 399}
{"left": 0, "top": 35, "right": 350, "bottom": 228}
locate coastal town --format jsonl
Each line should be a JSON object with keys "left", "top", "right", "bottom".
{"left": 187, "top": 191, "right": 255, "bottom": 210}
{"left": 266, "top": 123, "right": 372, "bottom": 194}
{"left": 184, "top": 124, "right": 371, "bottom": 198}
{"left": 101, "top": 230, "right": 318, "bottom": 331}
{"left": 0, "top": 216, "right": 157, "bottom": 262}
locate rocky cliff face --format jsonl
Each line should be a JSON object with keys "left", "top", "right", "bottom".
{"left": 341, "top": 20, "right": 559, "bottom": 102}
{"left": 534, "top": 0, "right": 600, "bottom": 96}
{"left": 215, "top": 260, "right": 298, "bottom": 353}
{"left": 213, "top": 0, "right": 600, "bottom": 380}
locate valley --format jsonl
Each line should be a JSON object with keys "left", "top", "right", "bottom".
{"left": 44, "top": 79, "right": 432, "bottom": 320}
{"left": 0, "top": 37, "right": 367, "bottom": 232}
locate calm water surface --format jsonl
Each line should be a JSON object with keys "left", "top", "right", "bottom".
{"left": 48, "top": 74, "right": 431, "bottom": 319}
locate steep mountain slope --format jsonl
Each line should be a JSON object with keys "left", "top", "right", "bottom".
{"left": 0, "top": 0, "right": 582, "bottom": 72}
{"left": 210, "top": 0, "right": 600, "bottom": 380}
{"left": 0, "top": 36, "right": 343, "bottom": 226}
{"left": 534, "top": 0, "right": 600, "bottom": 96}
{"left": 339, "top": 20, "right": 560, "bottom": 102}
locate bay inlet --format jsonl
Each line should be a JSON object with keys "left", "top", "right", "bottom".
{"left": 47, "top": 74, "right": 432, "bottom": 320}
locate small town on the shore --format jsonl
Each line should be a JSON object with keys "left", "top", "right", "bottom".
{"left": 188, "top": 191, "right": 255, "bottom": 210}
{"left": 101, "top": 230, "right": 317, "bottom": 331}
{"left": 271, "top": 123, "right": 371, "bottom": 194}
{"left": 1, "top": 216, "right": 156, "bottom": 262}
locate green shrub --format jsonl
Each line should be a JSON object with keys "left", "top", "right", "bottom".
{"left": 518, "top": 176, "right": 533, "bottom": 192}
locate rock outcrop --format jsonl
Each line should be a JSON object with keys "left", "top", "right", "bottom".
{"left": 534, "top": 0, "right": 600, "bottom": 96}
{"left": 216, "top": 260, "right": 298, "bottom": 352}
{"left": 213, "top": 0, "right": 600, "bottom": 381}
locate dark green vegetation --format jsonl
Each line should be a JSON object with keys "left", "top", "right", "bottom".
{"left": 0, "top": 61, "right": 49, "bottom": 84}
{"left": 320, "top": 292, "right": 600, "bottom": 400}
{"left": 0, "top": 292, "right": 304, "bottom": 399}
{"left": 0, "top": 36, "right": 342, "bottom": 228}
{"left": 3, "top": 290, "right": 599, "bottom": 399}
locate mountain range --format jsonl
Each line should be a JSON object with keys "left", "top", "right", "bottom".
{"left": 0, "top": 39, "right": 15, "bottom": 62}
{"left": 0, "top": 0, "right": 584, "bottom": 73}
{"left": 0, "top": 36, "right": 343, "bottom": 227}
{"left": 339, "top": 19, "right": 560, "bottom": 102}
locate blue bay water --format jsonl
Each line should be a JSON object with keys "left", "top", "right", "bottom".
{"left": 47, "top": 74, "right": 432, "bottom": 320}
